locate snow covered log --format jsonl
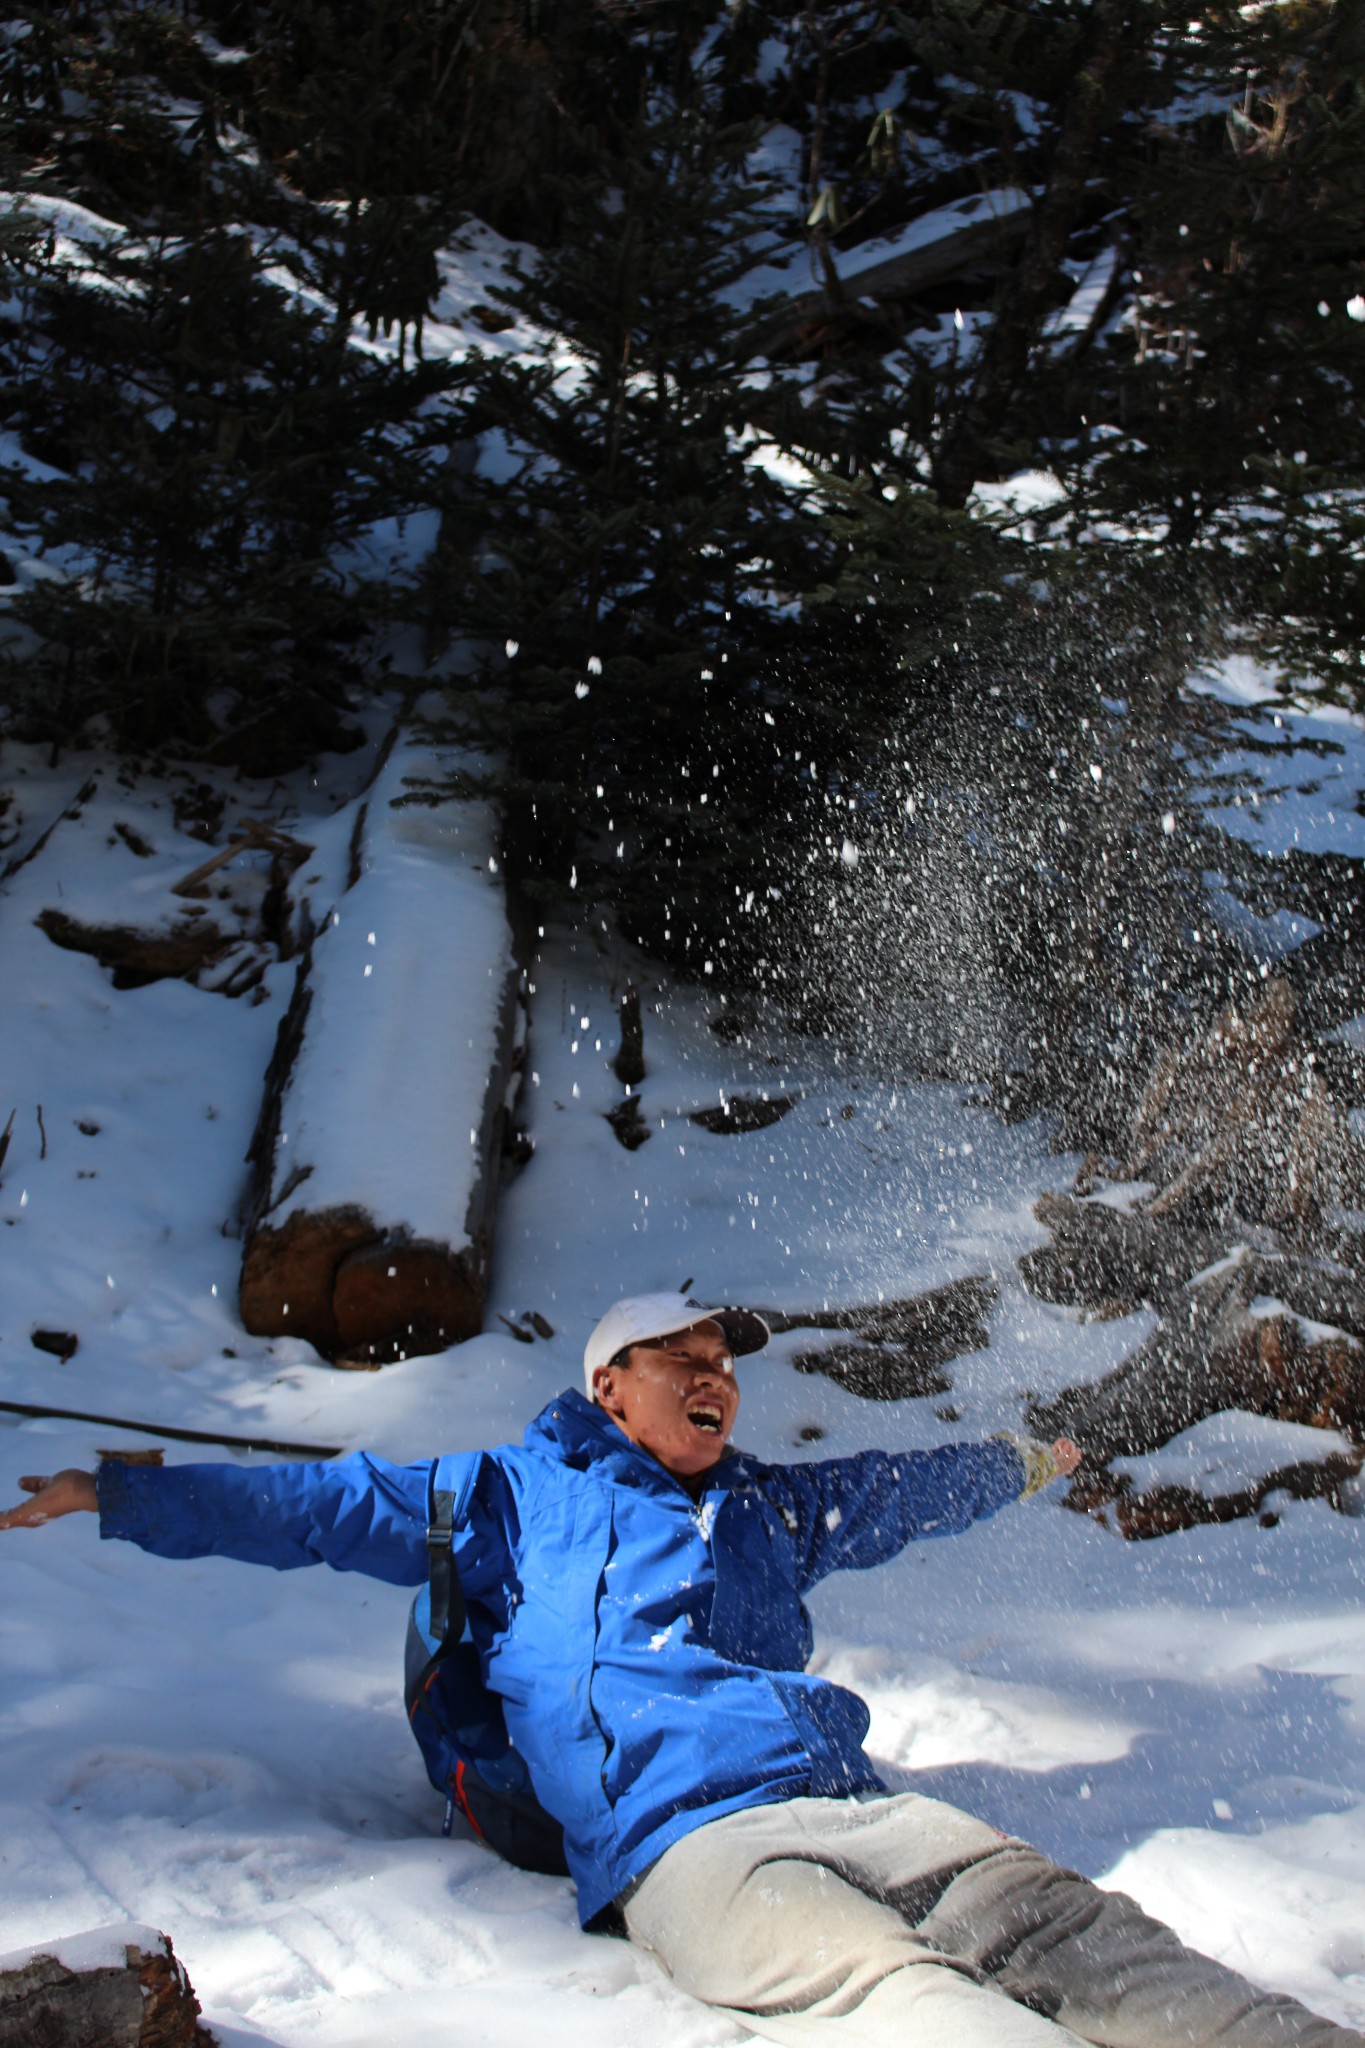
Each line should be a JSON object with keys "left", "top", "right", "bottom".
{"left": 0, "top": 1924, "right": 206, "bottom": 2047}
{"left": 239, "top": 734, "right": 521, "bottom": 1365}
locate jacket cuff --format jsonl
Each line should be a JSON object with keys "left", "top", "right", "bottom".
{"left": 991, "top": 1431, "right": 1061, "bottom": 1500}
{"left": 95, "top": 1459, "right": 149, "bottom": 1542}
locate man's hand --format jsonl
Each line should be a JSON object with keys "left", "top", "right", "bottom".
{"left": 994, "top": 1431, "right": 1083, "bottom": 1498}
{"left": 0, "top": 1469, "right": 98, "bottom": 1530}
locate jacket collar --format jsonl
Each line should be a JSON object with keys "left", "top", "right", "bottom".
{"left": 527, "top": 1387, "right": 752, "bottom": 1498}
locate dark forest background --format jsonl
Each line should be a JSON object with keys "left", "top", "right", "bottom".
{"left": 3, "top": 0, "right": 1365, "bottom": 1140}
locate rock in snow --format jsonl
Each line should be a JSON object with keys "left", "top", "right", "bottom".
{"left": 0, "top": 1924, "right": 206, "bottom": 2047}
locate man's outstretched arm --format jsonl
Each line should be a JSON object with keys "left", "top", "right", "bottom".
{"left": 1, "top": 1454, "right": 443, "bottom": 1587}
{"left": 762, "top": 1434, "right": 1080, "bottom": 1590}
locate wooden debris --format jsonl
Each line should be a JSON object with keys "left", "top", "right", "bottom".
{"left": 768, "top": 1277, "right": 996, "bottom": 1402}
{"left": 1279, "top": 930, "right": 1365, "bottom": 1035}
{"left": 171, "top": 817, "right": 312, "bottom": 900}
{"left": 32, "top": 817, "right": 286, "bottom": 992}
{"left": 0, "top": 1925, "right": 208, "bottom": 2048}
{"left": 113, "top": 821, "right": 154, "bottom": 858}
{"left": 690, "top": 1094, "right": 795, "bottom": 1135}
{"left": 35, "top": 908, "right": 235, "bottom": 991}
{"left": 1314, "top": 1040, "right": 1365, "bottom": 1109}
{"left": 1019, "top": 1193, "right": 1241, "bottom": 1318}
{"left": 606, "top": 1095, "right": 651, "bottom": 1151}
{"left": 31, "top": 1328, "right": 79, "bottom": 1362}
{"left": 709, "top": 999, "right": 758, "bottom": 1044}
{"left": 468, "top": 302, "right": 515, "bottom": 333}
{"left": 762, "top": 1276, "right": 997, "bottom": 1346}
{"left": 1020, "top": 977, "right": 1365, "bottom": 1537}
{"left": 97, "top": 1447, "right": 164, "bottom": 1466}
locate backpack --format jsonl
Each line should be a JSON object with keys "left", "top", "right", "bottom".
{"left": 403, "top": 1464, "right": 569, "bottom": 1877}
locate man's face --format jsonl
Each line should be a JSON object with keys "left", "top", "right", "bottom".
{"left": 592, "top": 1320, "right": 739, "bottom": 1486}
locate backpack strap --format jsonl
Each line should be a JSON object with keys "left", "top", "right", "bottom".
{"left": 426, "top": 1460, "right": 467, "bottom": 1647}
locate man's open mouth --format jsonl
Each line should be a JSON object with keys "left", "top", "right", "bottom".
{"left": 687, "top": 1403, "right": 724, "bottom": 1434}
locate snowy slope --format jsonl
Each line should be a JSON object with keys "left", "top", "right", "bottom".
{"left": 4, "top": 695, "right": 1365, "bottom": 2043}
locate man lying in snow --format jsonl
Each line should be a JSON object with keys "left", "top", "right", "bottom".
{"left": 3, "top": 1291, "right": 1360, "bottom": 2047}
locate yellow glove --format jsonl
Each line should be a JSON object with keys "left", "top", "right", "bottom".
{"left": 992, "top": 1431, "right": 1063, "bottom": 1500}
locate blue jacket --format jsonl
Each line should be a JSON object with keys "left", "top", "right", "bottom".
{"left": 98, "top": 1388, "right": 1026, "bottom": 1923}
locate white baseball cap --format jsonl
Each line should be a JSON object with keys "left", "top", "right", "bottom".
{"left": 584, "top": 1292, "right": 769, "bottom": 1395}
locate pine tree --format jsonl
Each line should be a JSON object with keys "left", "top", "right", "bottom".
{"left": 1059, "top": 0, "right": 1365, "bottom": 702}
{"left": 0, "top": 1, "right": 456, "bottom": 757}
{"left": 422, "top": 31, "right": 858, "bottom": 979}
{"left": 237, "top": 0, "right": 474, "bottom": 356}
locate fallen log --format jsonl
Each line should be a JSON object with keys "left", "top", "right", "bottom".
{"left": 0, "top": 1925, "right": 207, "bottom": 2048}
{"left": 35, "top": 908, "right": 235, "bottom": 990}
{"left": 1029, "top": 1250, "right": 1365, "bottom": 1463}
{"left": 239, "top": 730, "right": 521, "bottom": 1365}
{"left": 766, "top": 1277, "right": 996, "bottom": 1401}
{"left": 754, "top": 190, "right": 1032, "bottom": 358}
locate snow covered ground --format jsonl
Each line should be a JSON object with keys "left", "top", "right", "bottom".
{"left": 3, "top": 703, "right": 1365, "bottom": 2046}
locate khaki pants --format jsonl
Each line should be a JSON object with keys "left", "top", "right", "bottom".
{"left": 623, "top": 1793, "right": 1361, "bottom": 2048}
